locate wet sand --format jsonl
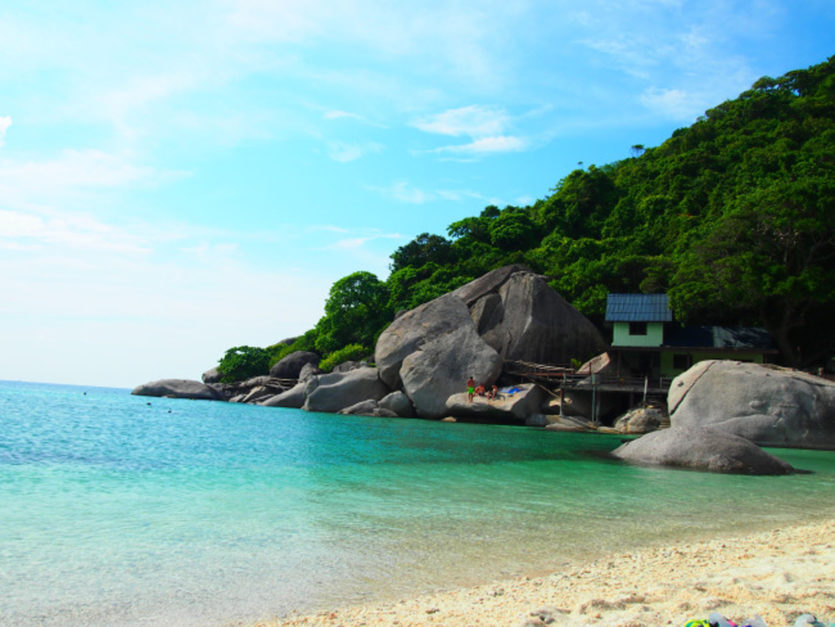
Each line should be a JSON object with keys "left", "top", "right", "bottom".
{"left": 258, "top": 518, "right": 834, "bottom": 627}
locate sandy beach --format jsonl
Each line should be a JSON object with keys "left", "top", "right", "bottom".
{"left": 260, "top": 518, "right": 834, "bottom": 627}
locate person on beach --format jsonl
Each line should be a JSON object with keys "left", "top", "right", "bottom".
{"left": 474, "top": 382, "right": 486, "bottom": 397}
{"left": 487, "top": 384, "right": 499, "bottom": 400}
{"left": 467, "top": 376, "right": 476, "bottom": 401}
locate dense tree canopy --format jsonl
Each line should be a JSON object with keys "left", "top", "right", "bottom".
{"left": 218, "top": 56, "right": 835, "bottom": 379}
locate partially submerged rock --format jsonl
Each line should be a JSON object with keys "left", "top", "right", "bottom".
{"left": 669, "top": 360, "right": 835, "bottom": 450}
{"left": 302, "top": 367, "right": 389, "bottom": 414}
{"left": 132, "top": 379, "right": 222, "bottom": 401}
{"left": 338, "top": 399, "right": 398, "bottom": 418}
{"left": 612, "top": 425, "right": 794, "bottom": 474}
{"left": 613, "top": 406, "right": 666, "bottom": 434}
{"left": 378, "top": 391, "right": 415, "bottom": 418}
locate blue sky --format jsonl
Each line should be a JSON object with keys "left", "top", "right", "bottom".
{"left": 1, "top": 0, "right": 833, "bottom": 388}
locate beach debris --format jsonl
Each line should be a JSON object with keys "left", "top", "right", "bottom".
{"left": 684, "top": 611, "right": 835, "bottom": 627}
{"left": 793, "top": 614, "right": 829, "bottom": 627}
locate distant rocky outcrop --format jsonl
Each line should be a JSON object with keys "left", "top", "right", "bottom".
{"left": 132, "top": 379, "right": 222, "bottom": 401}
{"left": 269, "top": 351, "right": 319, "bottom": 379}
{"left": 612, "top": 425, "right": 794, "bottom": 474}
{"left": 669, "top": 360, "right": 835, "bottom": 450}
{"left": 201, "top": 367, "right": 222, "bottom": 384}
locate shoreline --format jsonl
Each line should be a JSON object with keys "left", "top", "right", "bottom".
{"left": 256, "top": 518, "right": 834, "bottom": 627}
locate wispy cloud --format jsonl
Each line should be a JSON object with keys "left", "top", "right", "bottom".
{"left": 325, "top": 140, "right": 383, "bottom": 163}
{"left": 0, "top": 208, "right": 151, "bottom": 255}
{"left": 431, "top": 135, "right": 527, "bottom": 156}
{"left": 411, "top": 105, "right": 508, "bottom": 137}
{"left": 0, "top": 116, "right": 11, "bottom": 147}
{"left": 640, "top": 87, "right": 696, "bottom": 120}
{"left": 366, "top": 180, "right": 434, "bottom": 204}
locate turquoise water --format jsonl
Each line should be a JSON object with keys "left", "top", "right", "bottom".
{"left": 1, "top": 380, "right": 834, "bottom": 626}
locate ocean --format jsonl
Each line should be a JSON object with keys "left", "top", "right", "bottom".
{"left": 1, "top": 380, "right": 834, "bottom": 626}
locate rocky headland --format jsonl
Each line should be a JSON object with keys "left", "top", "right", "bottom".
{"left": 133, "top": 265, "right": 835, "bottom": 472}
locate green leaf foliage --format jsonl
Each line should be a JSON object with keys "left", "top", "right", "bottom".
{"left": 217, "top": 346, "right": 271, "bottom": 383}
{"left": 318, "top": 344, "right": 369, "bottom": 373}
{"left": 220, "top": 56, "right": 835, "bottom": 370}
{"left": 314, "top": 271, "right": 392, "bottom": 354}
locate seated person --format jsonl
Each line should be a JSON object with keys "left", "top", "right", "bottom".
{"left": 474, "top": 383, "right": 486, "bottom": 397}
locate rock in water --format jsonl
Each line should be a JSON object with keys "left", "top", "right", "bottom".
{"left": 613, "top": 425, "right": 794, "bottom": 474}
{"left": 132, "top": 379, "right": 222, "bottom": 401}
{"left": 302, "top": 367, "right": 389, "bottom": 414}
{"left": 669, "top": 360, "right": 835, "bottom": 450}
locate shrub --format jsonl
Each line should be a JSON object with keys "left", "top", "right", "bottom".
{"left": 319, "top": 344, "right": 368, "bottom": 373}
{"left": 217, "top": 346, "right": 271, "bottom": 383}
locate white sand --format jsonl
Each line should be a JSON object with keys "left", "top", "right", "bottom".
{"left": 258, "top": 518, "right": 834, "bottom": 627}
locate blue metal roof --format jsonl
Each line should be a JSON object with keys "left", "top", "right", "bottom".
{"left": 605, "top": 293, "right": 672, "bottom": 322}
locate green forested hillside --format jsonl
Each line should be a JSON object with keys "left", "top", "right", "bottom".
{"left": 226, "top": 57, "right": 835, "bottom": 379}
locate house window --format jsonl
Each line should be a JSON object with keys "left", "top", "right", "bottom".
{"left": 629, "top": 322, "right": 647, "bottom": 335}
{"left": 673, "top": 354, "right": 692, "bottom": 370}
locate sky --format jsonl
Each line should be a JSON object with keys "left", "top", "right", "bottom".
{"left": 1, "top": 1, "right": 833, "bottom": 388}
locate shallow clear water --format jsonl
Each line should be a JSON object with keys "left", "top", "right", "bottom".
{"left": 1, "top": 380, "right": 833, "bottom": 626}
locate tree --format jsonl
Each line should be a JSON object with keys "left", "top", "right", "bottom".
{"left": 315, "top": 271, "right": 392, "bottom": 354}
{"left": 217, "top": 346, "right": 271, "bottom": 382}
{"left": 390, "top": 233, "right": 455, "bottom": 273}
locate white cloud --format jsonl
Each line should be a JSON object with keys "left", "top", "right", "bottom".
{"left": 324, "top": 110, "right": 363, "bottom": 121}
{"left": 640, "top": 87, "right": 699, "bottom": 120}
{"left": 327, "top": 232, "right": 404, "bottom": 251}
{"left": 367, "top": 180, "right": 434, "bottom": 204}
{"left": 0, "top": 116, "right": 11, "bottom": 146}
{"left": 325, "top": 140, "right": 383, "bottom": 163}
{"left": 432, "top": 135, "right": 527, "bottom": 155}
{"left": 412, "top": 105, "right": 508, "bottom": 138}
{"left": 0, "top": 208, "right": 150, "bottom": 255}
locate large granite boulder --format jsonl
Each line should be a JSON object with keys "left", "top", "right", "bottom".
{"left": 260, "top": 381, "right": 307, "bottom": 408}
{"left": 399, "top": 325, "right": 503, "bottom": 419}
{"left": 444, "top": 383, "right": 546, "bottom": 422}
{"left": 612, "top": 425, "right": 794, "bottom": 474}
{"left": 132, "top": 379, "right": 222, "bottom": 401}
{"left": 478, "top": 271, "right": 607, "bottom": 364}
{"left": 374, "top": 266, "right": 606, "bottom": 419}
{"left": 201, "top": 367, "right": 222, "bottom": 384}
{"left": 669, "top": 360, "right": 835, "bottom": 450}
{"left": 378, "top": 391, "right": 415, "bottom": 417}
{"left": 269, "top": 351, "right": 319, "bottom": 379}
{"left": 302, "top": 367, "right": 390, "bottom": 414}
{"left": 376, "top": 294, "right": 475, "bottom": 389}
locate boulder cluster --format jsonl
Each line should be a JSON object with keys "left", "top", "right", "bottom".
{"left": 133, "top": 265, "right": 607, "bottom": 422}
{"left": 132, "top": 266, "right": 835, "bottom": 474}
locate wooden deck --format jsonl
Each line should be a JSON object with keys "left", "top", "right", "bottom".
{"left": 503, "top": 360, "right": 672, "bottom": 394}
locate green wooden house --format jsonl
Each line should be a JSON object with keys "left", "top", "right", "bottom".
{"left": 605, "top": 293, "right": 777, "bottom": 379}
